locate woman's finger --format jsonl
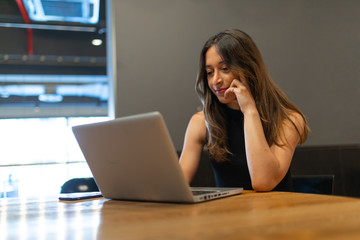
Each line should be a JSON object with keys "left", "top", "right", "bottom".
{"left": 229, "top": 79, "right": 242, "bottom": 88}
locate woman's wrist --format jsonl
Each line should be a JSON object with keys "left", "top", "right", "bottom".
{"left": 241, "top": 105, "right": 259, "bottom": 118}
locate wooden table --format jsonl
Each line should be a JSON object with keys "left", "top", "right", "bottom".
{"left": 1, "top": 191, "right": 360, "bottom": 239}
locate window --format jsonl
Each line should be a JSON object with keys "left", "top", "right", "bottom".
{"left": 0, "top": 0, "right": 107, "bottom": 198}
{"left": 0, "top": 116, "right": 108, "bottom": 198}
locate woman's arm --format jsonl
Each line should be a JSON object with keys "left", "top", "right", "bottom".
{"left": 179, "top": 112, "right": 207, "bottom": 183}
{"left": 243, "top": 109, "right": 304, "bottom": 191}
{"left": 225, "top": 78, "right": 304, "bottom": 191}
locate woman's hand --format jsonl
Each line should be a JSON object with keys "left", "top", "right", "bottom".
{"left": 224, "top": 78, "right": 256, "bottom": 114}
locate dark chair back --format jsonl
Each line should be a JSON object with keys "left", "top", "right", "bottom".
{"left": 292, "top": 175, "right": 335, "bottom": 195}
{"left": 60, "top": 177, "right": 99, "bottom": 193}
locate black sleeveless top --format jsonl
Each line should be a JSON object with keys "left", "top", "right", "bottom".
{"left": 209, "top": 106, "right": 293, "bottom": 191}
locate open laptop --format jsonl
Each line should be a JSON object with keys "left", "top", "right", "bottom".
{"left": 71, "top": 111, "right": 243, "bottom": 203}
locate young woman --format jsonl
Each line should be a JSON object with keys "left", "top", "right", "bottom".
{"left": 180, "top": 29, "right": 310, "bottom": 191}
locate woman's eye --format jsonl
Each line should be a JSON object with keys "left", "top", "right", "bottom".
{"left": 222, "top": 67, "right": 229, "bottom": 71}
{"left": 206, "top": 71, "right": 213, "bottom": 76}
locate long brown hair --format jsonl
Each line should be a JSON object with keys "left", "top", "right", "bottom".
{"left": 196, "top": 29, "right": 309, "bottom": 162}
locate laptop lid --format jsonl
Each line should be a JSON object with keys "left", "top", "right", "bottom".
{"left": 72, "top": 112, "right": 242, "bottom": 203}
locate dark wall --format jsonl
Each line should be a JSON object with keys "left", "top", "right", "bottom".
{"left": 108, "top": 0, "right": 360, "bottom": 150}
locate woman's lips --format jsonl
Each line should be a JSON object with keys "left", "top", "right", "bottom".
{"left": 215, "top": 88, "right": 227, "bottom": 95}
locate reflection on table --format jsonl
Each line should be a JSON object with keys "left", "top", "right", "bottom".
{"left": 2, "top": 191, "right": 360, "bottom": 239}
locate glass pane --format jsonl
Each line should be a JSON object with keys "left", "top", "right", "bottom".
{"left": 0, "top": 116, "right": 108, "bottom": 198}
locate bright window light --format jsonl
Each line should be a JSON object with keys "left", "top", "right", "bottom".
{"left": 0, "top": 116, "right": 108, "bottom": 198}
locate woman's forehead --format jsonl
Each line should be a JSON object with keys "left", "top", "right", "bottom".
{"left": 205, "top": 46, "right": 225, "bottom": 66}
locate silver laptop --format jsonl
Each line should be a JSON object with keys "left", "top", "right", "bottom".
{"left": 72, "top": 111, "right": 243, "bottom": 203}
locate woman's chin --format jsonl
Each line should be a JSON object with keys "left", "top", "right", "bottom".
{"left": 218, "top": 98, "right": 239, "bottom": 109}
{"left": 218, "top": 95, "right": 235, "bottom": 104}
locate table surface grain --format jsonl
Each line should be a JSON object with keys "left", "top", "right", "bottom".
{"left": 1, "top": 191, "right": 360, "bottom": 240}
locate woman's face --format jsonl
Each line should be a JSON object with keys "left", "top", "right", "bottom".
{"left": 205, "top": 46, "right": 239, "bottom": 109}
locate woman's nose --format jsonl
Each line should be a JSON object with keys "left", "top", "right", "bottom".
{"left": 213, "top": 72, "right": 223, "bottom": 86}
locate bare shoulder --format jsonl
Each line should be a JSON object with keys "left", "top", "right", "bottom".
{"left": 190, "top": 111, "right": 205, "bottom": 123}
{"left": 277, "top": 111, "right": 306, "bottom": 147}
{"left": 187, "top": 111, "right": 206, "bottom": 143}
{"left": 286, "top": 111, "right": 306, "bottom": 134}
